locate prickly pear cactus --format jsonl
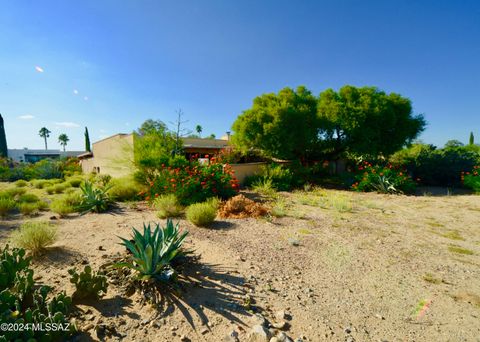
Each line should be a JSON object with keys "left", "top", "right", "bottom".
{"left": 68, "top": 265, "right": 108, "bottom": 299}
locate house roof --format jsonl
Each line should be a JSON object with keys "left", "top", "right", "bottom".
{"left": 182, "top": 138, "right": 229, "bottom": 149}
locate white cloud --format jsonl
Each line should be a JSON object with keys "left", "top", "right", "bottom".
{"left": 35, "top": 66, "right": 44, "bottom": 73}
{"left": 18, "top": 114, "right": 35, "bottom": 120}
{"left": 54, "top": 122, "right": 80, "bottom": 128}
{"left": 84, "top": 96, "right": 89, "bottom": 101}
{"left": 73, "top": 89, "right": 79, "bottom": 95}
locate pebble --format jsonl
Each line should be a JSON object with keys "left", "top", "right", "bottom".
{"left": 200, "top": 327, "right": 209, "bottom": 335}
{"left": 83, "top": 323, "right": 94, "bottom": 331}
{"left": 272, "top": 321, "right": 287, "bottom": 330}
{"left": 288, "top": 238, "right": 300, "bottom": 246}
{"left": 275, "top": 310, "right": 286, "bottom": 320}
{"left": 223, "top": 330, "right": 240, "bottom": 342}
{"left": 249, "top": 324, "right": 271, "bottom": 341}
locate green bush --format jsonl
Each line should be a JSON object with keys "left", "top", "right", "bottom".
{"left": 18, "top": 202, "right": 40, "bottom": 216}
{"left": 14, "top": 179, "right": 28, "bottom": 187}
{"left": 144, "top": 158, "right": 239, "bottom": 205}
{"left": 108, "top": 178, "right": 142, "bottom": 202}
{"left": 390, "top": 143, "right": 480, "bottom": 187}
{"left": 67, "top": 177, "right": 83, "bottom": 188}
{"left": 0, "top": 245, "right": 75, "bottom": 341}
{"left": 0, "top": 198, "right": 16, "bottom": 217}
{"left": 352, "top": 162, "right": 416, "bottom": 194}
{"left": 68, "top": 265, "right": 108, "bottom": 300}
{"left": 3, "top": 187, "right": 26, "bottom": 197}
{"left": 50, "top": 192, "right": 82, "bottom": 216}
{"left": 10, "top": 221, "right": 57, "bottom": 256}
{"left": 116, "top": 219, "right": 188, "bottom": 281}
{"left": 251, "top": 178, "right": 277, "bottom": 198}
{"left": 155, "top": 194, "right": 183, "bottom": 218}
{"left": 463, "top": 165, "right": 480, "bottom": 193}
{"left": 31, "top": 179, "right": 51, "bottom": 189}
{"left": 45, "top": 186, "right": 55, "bottom": 195}
{"left": 31, "top": 159, "right": 64, "bottom": 179}
{"left": 186, "top": 200, "right": 217, "bottom": 227}
{"left": 245, "top": 163, "right": 296, "bottom": 191}
{"left": 78, "top": 181, "right": 112, "bottom": 213}
{"left": 18, "top": 193, "right": 40, "bottom": 203}
{"left": 53, "top": 183, "right": 68, "bottom": 194}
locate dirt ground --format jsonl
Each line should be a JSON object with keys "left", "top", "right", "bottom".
{"left": 1, "top": 189, "right": 480, "bottom": 342}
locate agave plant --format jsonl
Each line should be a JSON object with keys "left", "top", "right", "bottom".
{"left": 116, "top": 219, "right": 188, "bottom": 282}
{"left": 78, "top": 181, "right": 112, "bottom": 213}
{"left": 371, "top": 174, "right": 399, "bottom": 194}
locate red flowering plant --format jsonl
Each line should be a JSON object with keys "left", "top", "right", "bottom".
{"left": 142, "top": 157, "right": 240, "bottom": 205}
{"left": 351, "top": 161, "right": 416, "bottom": 194}
{"left": 462, "top": 165, "right": 480, "bottom": 193}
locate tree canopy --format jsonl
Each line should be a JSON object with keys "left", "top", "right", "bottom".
{"left": 232, "top": 85, "right": 425, "bottom": 161}
{"left": 58, "top": 133, "right": 69, "bottom": 151}
{"left": 317, "top": 85, "right": 426, "bottom": 158}
{"left": 231, "top": 86, "right": 319, "bottom": 160}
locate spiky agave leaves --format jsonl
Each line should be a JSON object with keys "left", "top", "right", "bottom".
{"left": 116, "top": 219, "right": 188, "bottom": 282}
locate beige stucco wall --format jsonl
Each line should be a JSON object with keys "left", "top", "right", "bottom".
{"left": 81, "top": 134, "right": 135, "bottom": 178}
{"left": 229, "top": 162, "right": 267, "bottom": 184}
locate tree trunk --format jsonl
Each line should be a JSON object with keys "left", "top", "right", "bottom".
{"left": 44, "top": 138, "right": 47, "bottom": 150}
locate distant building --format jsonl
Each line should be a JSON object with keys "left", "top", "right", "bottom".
{"left": 79, "top": 133, "right": 230, "bottom": 177}
{"left": 8, "top": 148, "right": 84, "bottom": 163}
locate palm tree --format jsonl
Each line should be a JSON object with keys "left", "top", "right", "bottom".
{"left": 58, "top": 133, "right": 69, "bottom": 151}
{"left": 39, "top": 127, "right": 51, "bottom": 150}
{"left": 195, "top": 124, "right": 202, "bottom": 138}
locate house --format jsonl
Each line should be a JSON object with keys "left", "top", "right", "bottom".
{"left": 79, "top": 133, "right": 230, "bottom": 178}
{"left": 8, "top": 148, "right": 84, "bottom": 163}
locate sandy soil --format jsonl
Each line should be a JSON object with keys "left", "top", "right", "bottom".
{"left": 1, "top": 189, "right": 480, "bottom": 342}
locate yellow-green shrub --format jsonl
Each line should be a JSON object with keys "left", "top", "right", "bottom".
{"left": 15, "top": 179, "right": 29, "bottom": 187}
{"left": 154, "top": 194, "right": 183, "bottom": 219}
{"left": 0, "top": 198, "right": 16, "bottom": 217}
{"left": 67, "top": 177, "right": 83, "bottom": 188}
{"left": 186, "top": 200, "right": 217, "bottom": 227}
{"left": 50, "top": 192, "right": 82, "bottom": 216}
{"left": 10, "top": 221, "right": 57, "bottom": 256}
{"left": 108, "top": 178, "right": 142, "bottom": 202}
{"left": 18, "top": 193, "right": 40, "bottom": 203}
{"left": 18, "top": 202, "right": 40, "bottom": 216}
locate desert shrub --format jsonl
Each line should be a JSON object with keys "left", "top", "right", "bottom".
{"left": 108, "top": 178, "right": 142, "bottom": 202}
{"left": 351, "top": 161, "right": 416, "bottom": 194}
{"left": 36, "top": 200, "right": 49, "bottom": 211}
{"left": 96, "top": 174, "right": 112, "bottom": 187}
{"left": 0, "top": 245, "right": 75, "bottom": 341}
{"left": 78, "top": 181, "right": 111, "bottom": 213}
{"left": 31, "top": 159, "right": 64, "bottom": 179}
{"left": 14, "top": 179, "right": 28, "bottom": 187}
{"left": 10, "top": 221, "right": 57, "bottom": 256}
{"left": 186, "top": 200, "right": 217, "bottom": 227}
{"left": 67, "top": 177, "right": 83, "bottom": 188}
{"left": 116, "top": 219, "right": 188, "bottom": 281}
{"left": 18, "top": 202, "right": 40, "bottom": 216}
{"left": 144, "top": 160, "right": 239, "bottom": 205}
{"left": 50, "top": 192, "right": 82, "bottom": 216}
{"left": 31, "top": 179, "right": 51, "bottom": 189}
{"left": 0, "top": 198, "right": 16, "bottom": 217}
{"left": 18, "top": 193, "right": 40, "bottom": 203}
{"left": 251, "top": 178, "right": 277, "bottom": 198}
{"left": 55, "top": 183, "right": 69, "bottom": 193}
{"left": 245, "top": 163, "right": 296, "bottom": 191}
{"left": 3, "top": 187, "right": 26, "bottom": 197}
{"left": 68, "top": 265, "right": 108, "bottom": 300}
{"left": 390, "top": 143, "right": 480, "bottom": 187}
{"left": 218, "top": 194, "right": 268, "bottom": 218}
{"left": 155, "top": 194, "right": 183, "bottom": 219}
{"left": 45, "top": 186, "right": 55, "bottom": 194}
{"left": 463, "top": 165, "right": 480, "bottom": 193}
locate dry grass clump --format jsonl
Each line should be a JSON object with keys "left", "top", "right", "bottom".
{"left": 155, "top": 194, "right": 183, "bottom": 219}
{"left": 218, "top": 195, "right": 268, "bottom": 219}
{"left": 186, "top": 199, "right": 218, "bottom": 227}
{"left": 10, "top": 221, "right": 57, "bottom": 256}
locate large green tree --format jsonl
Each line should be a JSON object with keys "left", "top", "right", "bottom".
{"left": 317, "top": 85, "right": 426, "bottom": 158}
{"left": 231, "top": 86, "right": 320, "bottom": 160}
{"left": 39, "top": 127, "right": 51, "bottom": 150}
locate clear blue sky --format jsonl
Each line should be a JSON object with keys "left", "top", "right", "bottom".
{"left": 1, "top": 0, "right": 479, "bottom": 151}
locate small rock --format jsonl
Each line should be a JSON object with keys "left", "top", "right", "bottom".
{"left": 375, "top": 314, "right": 385, "bottom": 320}
{"left": 170, "top": 326, "right": 178, "bottom": 331}
{"left": 275, "top": 310, "right": 286, "bottom": 321}
{"left": 223, "top": 330, "right": 240, "bottom": 342}
{"left": 49, "top": 215, "right": 58, "bottom": 220}
{"left": 270, "top": 338, "right": 281, "bottom": 342}
{"left": 344, "top": 327, "right": 351, "bottom": 334}
{"left": 276, "top": 332, "right": 293, "bottom": 342}
{"left": 288, "top": 239, "right": 300, "bottom": 246}
{"left": 272, "top": 321, "right": 287, "bottom": 330}
{"left": 248, "top": 324, "right": 271, "bottom": 341}
{"left": 98, "top": 245, "right": 105, "bottom": 251}
{"left": 200, "top": 327, "right": 209, "bottom": 335}
{"left": 180, "top": 335, "right": 190, "bottom": 342}
{"left": 250, "top": 313, "right": 267, "bottom": 326}
{"left": 346, "top": 336, "right": 355, "bottom": 342}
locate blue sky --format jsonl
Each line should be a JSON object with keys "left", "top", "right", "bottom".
{"left": 1, "top": 0, "right": 479, "bottom": 151}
